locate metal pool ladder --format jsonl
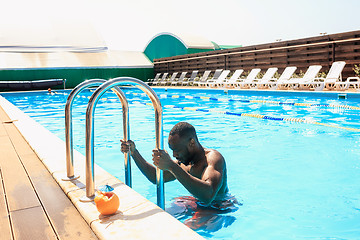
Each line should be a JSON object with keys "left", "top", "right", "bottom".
{"left": 77, "top": 77, "right": 165, "bottom": 209}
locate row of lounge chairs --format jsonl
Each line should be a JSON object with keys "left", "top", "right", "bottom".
{"left": 147, "top": 61, "right": 360, "bottom": 91}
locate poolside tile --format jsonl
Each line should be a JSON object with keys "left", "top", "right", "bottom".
{"left": 67, "top": 188, "right": 100, "bottom": 223}
{"left": 52, "top": 161, "right": 117, "bottom": 194}
{"left": 52, "top": 170, "right": 87, "bottom": 193}
{"left": 90, "top": 200, "right": 203, "bottom": 240}
{"left": 66, "top": 177, "right": 159, "bottom": 228}
{"left": 113, "top": 186, "right": 155, "bottom": 212}
{"left": 67, "top": 180, "right": 204, "bottom": 240}
{"left": 26, "top": 133, "right": 67, "bottom": 171}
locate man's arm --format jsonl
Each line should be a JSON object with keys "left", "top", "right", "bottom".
{"left": 153, "top": 149, "right": 224, "bottom": 205}
{"left": 121, "top": 140, "right": 176, "bottom": 184}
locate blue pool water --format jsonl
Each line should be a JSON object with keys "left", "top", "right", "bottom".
{"left": 2, "top": 88, "right": 360, "bottom": 240}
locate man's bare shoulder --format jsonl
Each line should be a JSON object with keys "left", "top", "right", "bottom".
{"left": 204, "top": 148, "right": 225, "bottom": 166}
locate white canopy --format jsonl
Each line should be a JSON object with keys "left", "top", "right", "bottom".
{"left": 0, "top": 51, "right": 153, "bottom": 69}
{"left": 0, "top": 16, "right": 107, "bottom": 53}
{"left": 0, "top": 18, "right": 152, "bottom": 69}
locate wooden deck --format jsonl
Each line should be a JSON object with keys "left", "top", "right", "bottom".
{"left": 0, "top": 105, "right": 98, "bottom": 240}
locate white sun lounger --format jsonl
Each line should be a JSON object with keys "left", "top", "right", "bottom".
{"left": 223, "top": 69, "right": 244, "bottom": 88}
{"left": 160, "top": 72, "right": 178, "bottom": 86}
{"left": 236, "top": 68, "right": 261, "bottom": 89}
{"left": 147, "top": 73, "right": 161, "bottom": 86}
{"left": 193, "top": 70, "right": 212, "bottom": 87}
{"left": 171, "top": 72, "right": 187, "bottom": 86}
{"left": 302, "top": 61, "right": 346, "bottom": 91}
{"left": 267, "top": 66, "right": 297, "bottom": 90}
{"left": 252, "top": 67, "right": 278, "bottom": 89}
{"left": 198, "top": 69, "right": 223, "bottom": 87}
{"left": 324, "top": 61, "right": 346, "bottom": 90}
{"left": 206, "top": 70, "right": 231, "bottom": 88}
{"left": 152, "top": 73, "right": 168, "bottom": 86}
{"left": 288, "top": 65, "right": 322, "bottom": 90}
{"left": 181, "top": 70, "right": 198, "bottom": 86}
{"left": 336, "top": 76, "right": 360, "bottom": 91}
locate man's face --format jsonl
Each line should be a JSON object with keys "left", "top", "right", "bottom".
{"left": 168, "top": 134, "right": 192, "bottom": 165}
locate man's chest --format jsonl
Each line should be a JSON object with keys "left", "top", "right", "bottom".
{"left": 189, "top": 165, "right": 205, "bottom": 179}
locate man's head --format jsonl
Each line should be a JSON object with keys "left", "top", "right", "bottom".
{"left": 168, "top": 122, "right": 199, "bottom": 165}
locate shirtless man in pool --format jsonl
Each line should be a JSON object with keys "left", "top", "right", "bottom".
{"left": 121, "top": 121, "right": 228, "bottom": 205}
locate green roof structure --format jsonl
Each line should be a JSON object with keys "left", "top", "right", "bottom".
{"left": 144, "top": 32, "right": 219, "bottom": 62}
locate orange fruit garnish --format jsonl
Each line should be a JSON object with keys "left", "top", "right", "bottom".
{"left": 94, "top": 191, "right": 120, "bottom": 215}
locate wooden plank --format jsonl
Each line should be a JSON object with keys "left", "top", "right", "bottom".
{"left": 0, "top": 168, "right": 13, "bottom": 240}
{"left": 10, "top": 206, "right": 57, "bottom": 239}
{"left": 0, "top": 110, "right": 12, "bottom": 239}
{"left": 252, "top": 60, "right": 272, "bottom": 65}
{"left": 287, "top": 48, "right": 332, "bottom": 56}
{"left": 0, "top": 106, "right": 11, "bottom": 121}
{"left": 0, "top": 122, "right": 7, "bottom": 137}
{"left": 287, "top": 55, "right": 330, "bottom": 62}
{"left": 251, "top": 55, "right": 272, "bottom": 61}
{"left": 341, "top": 60, "right": 360, "bottom": 65}
{"left": 0, "top": 107, "right": 12, "bottom": 137}
{"left": 230, "top": 57, "right": 256, "bottom": 62}
{"left": 334, "top": 44, "right": 360, "bottom": 52}
{"left": 4, "top": 124, "right": 34, "bottom": 156}
{"left": 330, "top": 31, "right": 360, "bottom": 40}
{"left": 0, "top": 136, "right": 41, "bottom": 212}
{"left": 335, "top": 51, "right": 360, "bottom": 58}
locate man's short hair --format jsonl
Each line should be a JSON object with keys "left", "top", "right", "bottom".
{"left": 169, "top": 122, "right": 197, "bottom": 141}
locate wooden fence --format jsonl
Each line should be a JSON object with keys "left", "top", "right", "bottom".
{"left": 154, "top": 30, "right": 360, "bottom": 79}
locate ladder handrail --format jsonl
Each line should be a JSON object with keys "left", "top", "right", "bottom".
{"left": 83, "top": 77, "right": 165, "bottom": 209}
{"left": 64, "top": 79, "right": 131, "bottom": 189}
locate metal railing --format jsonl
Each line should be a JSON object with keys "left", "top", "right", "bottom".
{"left": 63, "top": 79, "right": 130, "bottom": 188}
{"left": 81, "top": 77, "right": 165, "bottom": 209}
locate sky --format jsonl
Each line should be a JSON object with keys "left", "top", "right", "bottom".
{"left": 1, "top": 0, "right": 359, "bottom": 51}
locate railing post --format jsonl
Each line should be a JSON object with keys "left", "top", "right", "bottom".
{"left": 63, "top": 79, "right": 106, "bottom": 181}
{"left": 63, "top": 79, "right": 130, "bottom": 188}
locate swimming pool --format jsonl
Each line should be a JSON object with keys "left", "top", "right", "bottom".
{"left": 2, "top": 88, "right": 360, "bottom": 240}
